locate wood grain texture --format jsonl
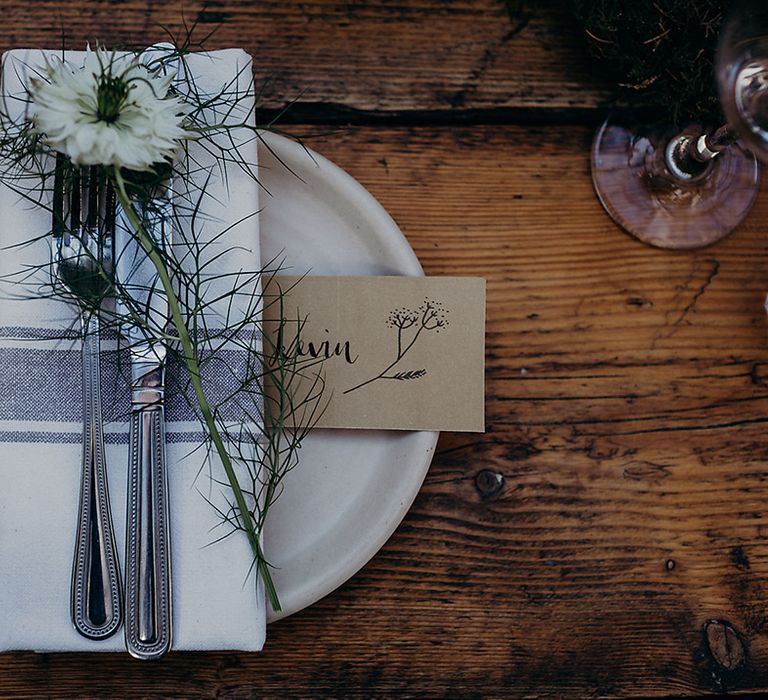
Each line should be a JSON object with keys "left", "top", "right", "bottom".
{"left": 3, "top": 124, "right": 768, "bottom": 697}
{"left": 3, "top": 0, "right": 768, "bottom": 696}
{"left": 0, "top": 0, "right": 611, "bottom": 119}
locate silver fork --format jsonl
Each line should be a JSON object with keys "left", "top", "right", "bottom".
{"left": 54, "top": 160, "right": 123, "bottom": 640}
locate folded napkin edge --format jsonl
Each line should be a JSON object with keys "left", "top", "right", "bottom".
{"left": 1, "top": 47, "right": 254, "bottom": 68}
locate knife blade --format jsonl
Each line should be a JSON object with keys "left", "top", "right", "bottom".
{"left": 115, "top": 184, "right": 173, "bottom": 660}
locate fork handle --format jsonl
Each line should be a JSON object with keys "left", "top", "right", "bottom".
{"left": 125, "top": 365, "right": 172, "bottom": 660}
{"left": 71, "top": 314, "right": 122, "bottom": 640}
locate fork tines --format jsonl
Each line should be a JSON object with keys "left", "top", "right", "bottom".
{"left": 52, "top": 161, "right": 116, "bottom": 248}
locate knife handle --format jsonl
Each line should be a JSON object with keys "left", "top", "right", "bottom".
{"left": 71, "top": 315, "right": 122, "bottom": 640}
{"left": 125, "top": 367, "right": 172, "bottom": 660}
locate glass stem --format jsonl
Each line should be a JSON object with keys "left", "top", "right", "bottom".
{"left": 665, "top": 123, "right": 739, "bottom": 181}
{"left": 688, "top": 123, "right": 740, "bottom": 163}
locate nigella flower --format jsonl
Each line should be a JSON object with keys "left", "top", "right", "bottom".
{"left": 29, "top": 48, "right": 190, "bottom": 171}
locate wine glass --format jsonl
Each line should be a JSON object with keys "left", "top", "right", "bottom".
{"left": 590, "top": 0, "right": 768, "bottom": 250}
{"left": 717, "top": 1, "right": 768, "bottom": 162}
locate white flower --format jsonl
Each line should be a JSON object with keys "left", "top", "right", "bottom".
{"left": 29, "top": 48, "right": 190, "bottom": 171}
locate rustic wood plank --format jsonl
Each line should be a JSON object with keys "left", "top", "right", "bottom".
{"left": 0, "top": 0, "right": 611, "bottom": 118}
{"left": 2, "top": 125, "right": 768, "bottom": 697}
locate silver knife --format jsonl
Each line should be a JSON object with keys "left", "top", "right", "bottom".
{"left": 115, "top": 185, "right": 173, "bottom": 660}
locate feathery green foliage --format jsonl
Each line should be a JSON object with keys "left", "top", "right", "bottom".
{"left": 572, "top": 0, "right": 725, "bottom": 125}
{"left": 0, "top": 34, "right": 325, "bottom": 612}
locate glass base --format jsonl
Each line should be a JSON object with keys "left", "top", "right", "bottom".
{"left": 591, "top": 117, "right": 761, "bottom": 249}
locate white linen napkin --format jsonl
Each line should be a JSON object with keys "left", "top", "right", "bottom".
{"left": 0, "top": 48, "right": 265, "bottom": 652}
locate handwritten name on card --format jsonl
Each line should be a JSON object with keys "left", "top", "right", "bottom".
{"left": 264, "top": 276, "right": 485, "bottom": 432}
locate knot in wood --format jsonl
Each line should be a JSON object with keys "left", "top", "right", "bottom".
{"left": 474, "top": 469, "right": 504, "bottom": 500}
{"left": 704, "top": 620, "right": 746, "bottom": 671}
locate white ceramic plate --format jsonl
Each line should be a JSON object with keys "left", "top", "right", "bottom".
{"left": 258, "top": 132, "right": 439, "bottom": 621}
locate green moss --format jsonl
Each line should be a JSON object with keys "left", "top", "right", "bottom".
{"left": 571, "top": 0, "right": 725, "bottom": 125}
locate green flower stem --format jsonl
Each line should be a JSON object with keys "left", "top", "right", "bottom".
{"left": 111, "top": 168, "right": 281, "bottom": 612}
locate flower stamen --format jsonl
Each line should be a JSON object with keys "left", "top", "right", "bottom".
{"left": 95, "top": 74, "right": 130, "bottom": 123}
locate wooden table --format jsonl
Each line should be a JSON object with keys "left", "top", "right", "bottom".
{"left": 3, "top": 1, "right": 768, "bottom": 696}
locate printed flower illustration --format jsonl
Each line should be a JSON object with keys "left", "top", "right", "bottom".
{"left": 344, "top": 297, "right": 449, "bottom": 394}
{"left": 29, "top": 48, "right": 190, "bottom": 171}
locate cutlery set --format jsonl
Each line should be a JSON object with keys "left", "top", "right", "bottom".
{"left": 53, "top": 161, "right": 173, "bottom": 660}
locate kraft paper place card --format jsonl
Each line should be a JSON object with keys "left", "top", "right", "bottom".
{"left": 263, "top": 276, "right": 485, "bottom": 432}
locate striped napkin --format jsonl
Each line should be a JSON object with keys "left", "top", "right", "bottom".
{"left": 0, "top": 48, "right": 265, "bottom": 652}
